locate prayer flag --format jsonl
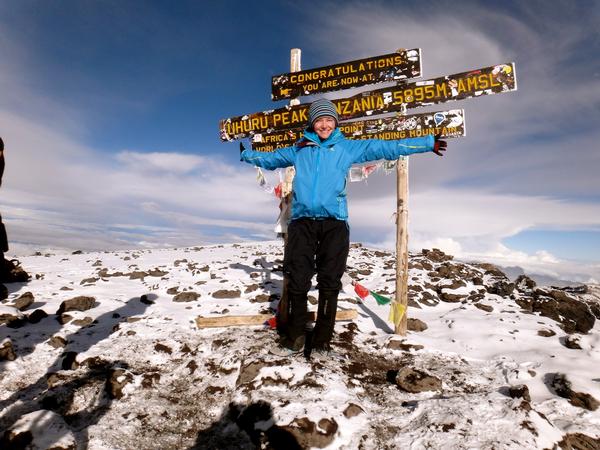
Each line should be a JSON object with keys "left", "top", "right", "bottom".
{"left": 388, "top": 301, "right": 406, "bottom": 326}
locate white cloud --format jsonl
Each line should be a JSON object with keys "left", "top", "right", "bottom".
{"left": 0, "top": 107, "right": 281, "bottom": 253}
{"left": 347, "top": 184, "right": 600, "bottom": 281}
{"left": 116, "top": 151, "right": 206, "bottom": 174}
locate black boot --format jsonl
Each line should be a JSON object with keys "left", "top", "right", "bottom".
{"left": 312, "top": 289, "right": 339, "bottom": 350}
{"left": 280, "top": 290, "right": 308, "bottom": 351}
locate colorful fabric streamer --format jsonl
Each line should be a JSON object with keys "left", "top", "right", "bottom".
{"left": 353, "top": 281, "right": 391, "bottom": 305}
{"left": 388, "top": 301, "right": 407, "bottom": 326}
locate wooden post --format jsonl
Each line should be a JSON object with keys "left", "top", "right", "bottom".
{"left": 395, "top": 156, "right": 409, "bottom": 335}
{"left": 277, "top": 48, "right": 301, "bottom": 328}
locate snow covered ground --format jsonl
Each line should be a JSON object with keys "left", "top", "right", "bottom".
{"left": 1, "top": 241, "right": 599, "bottom": 449}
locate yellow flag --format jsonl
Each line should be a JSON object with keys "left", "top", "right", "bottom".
{"left": 388, "top": 301, "right": 406, "bottom": 326}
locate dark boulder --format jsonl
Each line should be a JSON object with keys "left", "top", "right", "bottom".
{"left": 56, "top": 296, "right": 96, "bottom": 315}
{"left": 395, "top": 367, "right": 442, "bottom": 393}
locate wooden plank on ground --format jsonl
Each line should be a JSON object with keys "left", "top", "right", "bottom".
{"left": 196, "top": 309, "right": 358, "bottom": 328}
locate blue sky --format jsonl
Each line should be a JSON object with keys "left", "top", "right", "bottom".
{"left": 1, "top": 0, "right": 599, "bottom": 282}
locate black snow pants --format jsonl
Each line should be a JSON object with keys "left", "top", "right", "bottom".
{"left": 282, "top": 218, "right": 349, "bottom": 350}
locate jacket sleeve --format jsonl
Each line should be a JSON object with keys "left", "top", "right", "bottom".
{"left": 348, "top": 135, "right": 435, "bottom": 164}
{"left": 240, "top": 146, "right": 296, "bottom": 170}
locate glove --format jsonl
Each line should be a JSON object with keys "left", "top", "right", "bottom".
{"left": 240, "top": 142, "right": 245, "bottom": 155}
{"left": 433, "top": 134, "right": 447, "bottom": 156}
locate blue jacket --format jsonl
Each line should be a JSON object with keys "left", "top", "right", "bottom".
{"left": 241, "top": 128, "right": 434, "bottom": 222}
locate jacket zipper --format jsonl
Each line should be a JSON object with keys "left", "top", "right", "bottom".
{"left": 311, "top": 146, "right": 321, "bottom": 214}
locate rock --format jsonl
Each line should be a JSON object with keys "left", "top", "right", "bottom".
{"left": 140, "top": 294, "right": 155, "bottom": 305}
{"left": 422, "top": 248, "right": 453, "bottom": 262}
{"left": 284, "top": 417, "right": 337, "bottom": 449}
{"left": 154, "top": 343, "right": 172, "bottom": 354}
{"left": 308, "top": 295, "right": 318, "bottom": 305}
{"left": 474, "top": 303, "right": 494, "bottom": 312}
{"left": 472, "top": 276, "right": 484, "bottom": 285}
{"left": 551, "top": 373, "right": 599, "bottom": 411}
{"left": 343, "top": 403, "right": 364, "bottom": 418}
{"left": 72, "top": 316, "right": 93, "bottom": 327}
{"left": 395, "top": 367, "right": 442, "bottom": 393}
{"left": 0, "top": 306, "right": 24, "bottom": 326}
{"left": 530, "top": 290, "right": 595, "bottom": 334}
{"left": 515, "top": 275, "right": 536, "bottom": 291}
{"left": 212, "top": 289, "right": 241, "bottom": 299}
{"left": 250, "top": 294, "right": 270, "bottom": 303}
{"left": 418, "top": 291, "right": 439, "bottom": 307}
{"left": 46, "top": 371, "right": 66, "bottom": 388}
{"left": 107, "top": 368, "right": 133, "bottom": 399}
{"left": 80, "top": 277, "right": 98, "bottom": 285}
{"left": 166, "top": 287, "right": 179, "bottom": 295}
{"left": 564, "top": 335, "right": 583, "bottom": 350}
{"left": 508, "top": 384, "right": 531, "bottom": 402}
{"left": 438, "top": 279, "right": 466, "bottom": 290}
{"left": 1, "top": 260, "right": 30, "bottom": 283}
{"left": 557, "top": 433, "right": 600, "bottom": 450}
{"left": 14, "top": 291, "right": 34, "bottom": 311}
{"left": 440, "top": 291, "right": 467, "bottom": 303}
{"left": 0, "top": 410, "right": 76, "bottom": 450}
{"left": 141, "top": 372, "right": 161, "bottom": 388}
{"left": 148, "top": 268, "right": 168, "bottom": 277}
{"left": 475, "top": 263, "right": 507, "bottom": 278}
{"left": 407, "top": 318, "right": 428, "bottom": 332}
{"left": 386, "top": 339, "right": 424, "bottom": 352}
{"left": 244, "top": 284, "right": 259, "bottom": 293}
{"left": 173, "top": 291, "right": 200, "bottom": 302}
{"left": 0, "top": 339, "right": 16, "bottom": 361}
{"left": 27, "top": 309, "right": 48, "bottom": 323}
{"left": 435, "top": 264, "right": 465, "bottom": 279}
{"left": 237, "top": 361, "right": 269, "bottom": 386}
{"left": 0, "top": 284, "right": 7, "bottom": 300}
{"left": 56, "top": 296, "right": 96, "bottom": 315}
{"left": 187, "top": 360, "right": 198, "bottom": 374}
{"left": 61, "top": 351, "right": 79, "bottom": 370}
{"left": 407, "top": 294, "right": 422, "bottom": 309}
{"left": 57, "top": 314, "right": 73, "bottom": 324}
{"left": 47, "top": 336, "right": 67, "bottom": 349}
{"left": 537, "top": 329, "right": 556, "bottom": 337}
{"left": 467, "top": 293, "right": 485, "bottom": 302}
{"left": 128, "top": 271, "right": 147, "bottom": 280}
{"left": 487, "top": 281, "right": 515, "bottom": 297}
{"left": 587, "top": 301, "right": 600, "bottom": 320}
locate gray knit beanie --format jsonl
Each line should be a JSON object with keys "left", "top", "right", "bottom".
{"left": 308, "top": 98, "right": 339, "bottom": 127}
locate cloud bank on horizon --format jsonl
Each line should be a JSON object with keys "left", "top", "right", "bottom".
{"left": 0, "top": 0, "right": 598, "bottom": 282}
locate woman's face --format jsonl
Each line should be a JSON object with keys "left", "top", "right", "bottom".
{"left": 313, "top": 116, "right": 336, "bottom": 140}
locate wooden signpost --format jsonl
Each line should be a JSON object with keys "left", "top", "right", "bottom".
{"left": 251, "top": 109, "right": 465, "bottom": 152}
{"left": 271, "top": 48, "right": 421, "bottom": 101}
{"left": 219, "top": 62, "right": 515, "bottom": 142}
{"left": 219, "top": 49, "right": 517, "bottom": 335}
